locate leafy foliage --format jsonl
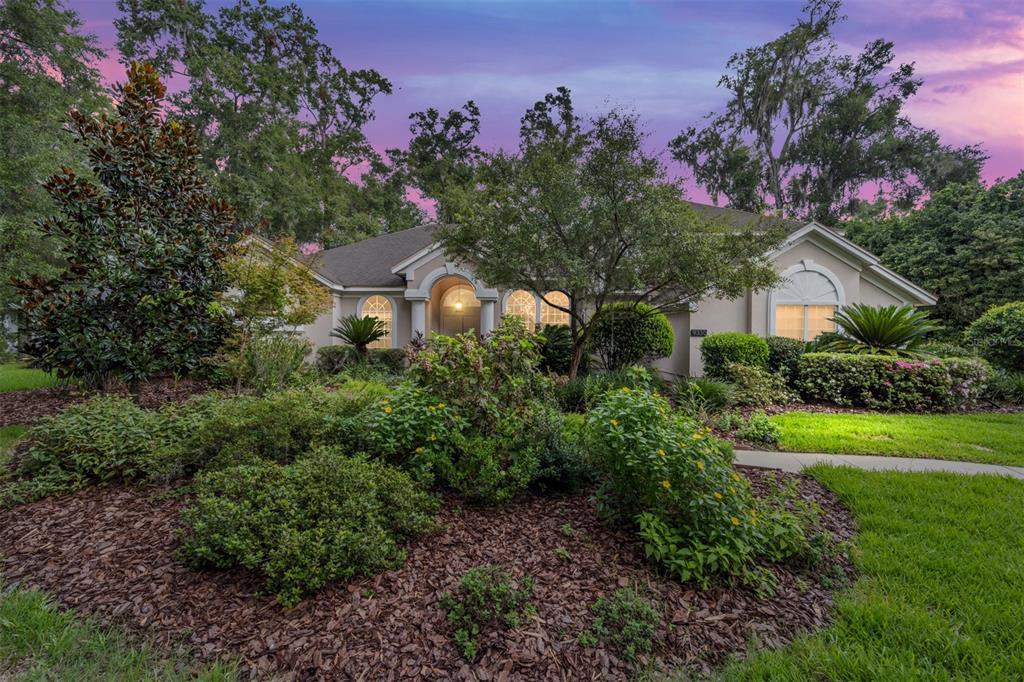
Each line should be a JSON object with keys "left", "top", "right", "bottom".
{"left": 579, "top": 587, "right": 660, "bottom": 661}
{"left": 218, "top": 333, "right": 310, "bottom": 396}
{"left": 670, "top": 0, "right": 985, "bottom": 224}
{"left": 727, "top": 363, "right": 798, "bottom": 407}
{"left": 736, "top": 411, "right": 782, "bottom": 445}
{"left": 13, "top": 63, "right": 238, "bottom": 388}
{"left": 964, "top": 301, "right": 1024, "bottom": 372}
{"left": 315, "top": 345, "right": 406, "bottom": 375}
{"left": 0, "top": 0, "right": 108, "bottom": 330}
{"left": 115, "top": 0, "right": 419, "bottom": 242}
{"left": 766, "top": 336, "right": 806, "bottom": 385}
{"left": 181, "top": 451, "right": 438, "bottom": 607}
{"left": 700, "top": 333, "right": 770, "bottom": 380}
{"left": 672, "top": 377, "right": 736, "bottom": 421}
{"left": 438, "top": 88, "right": 784, "bottom": 376}
{"left": 439, "top": 565, "right": 535, "bottom": 661}
{"left": 798, "top": 353, "right": 991, "bottom": 411}
{"left": 845, "top": 174, "right": 1024, "bottom": 329}
{"left": 537, "top": 324, "right": 577, "bottom": 375}
{"left": 555, "top": 366, "right": 659, "bottom": 413}
{"left": 817, "top": 304, "right": 940, "bottom": 358}
{"left": 590, "top": 302, "right": 674, "bottom": 370}
{"left": 331, "top": 315, "right": 388, "bottom": 356}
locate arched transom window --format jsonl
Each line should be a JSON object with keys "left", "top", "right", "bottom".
{"left": 360, "top": 295, "right": 393, "bottom": 349}
{"left": 774, "top": 268, "right": 840, "bottom": 341}
{"left": 540, "top": 291, "right": 570, "bottom": 326}
{"left": 505, "top": 290, "right": 536, "bottom": 331}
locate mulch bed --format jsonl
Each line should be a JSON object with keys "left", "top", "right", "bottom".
{"left": 0, "top": 377, "right": 209, "bottom": 427}
{"left": 0, "top": 469, "right": 855, "bottom": 681}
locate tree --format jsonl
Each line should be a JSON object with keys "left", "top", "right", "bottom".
{"left": 331, "top": 315, "right": 387, "bottom": 357}
{"left": 12, "top": 63, "right": 239, "bottom": 388}
{"left": 439, "top": 89, "right": 786, "bottom": 377}
{"left": 0, "top": 0, "right": 108, "bottom": 336}
{"left": 115, "top": 0, "right": 417, "bottom": 242}
{"left": 670, "top": 0, "right": 986, "bottom": 225}
{"left": 388, "top": 101, "right": 482, "bottom": 223}
{"left": 844, "top": 173, "right": 1024, "bottom": 330}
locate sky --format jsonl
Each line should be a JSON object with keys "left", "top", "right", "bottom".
{"left": 71, "top": 0, "right": 1024, "bottom": 203}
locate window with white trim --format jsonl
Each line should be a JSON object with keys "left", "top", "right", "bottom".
{"left": 360, "top": 295, "right": 392, "bottom": 348}
{"left": 773, "top": 270, "right": 839, "bottom": 341}
{"left": 505, "top": 290, "right": 536, "bottom": 331}
{"left": 540, "top": 291, "right": 570, "bottom": 326}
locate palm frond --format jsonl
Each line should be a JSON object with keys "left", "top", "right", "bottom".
{"left": 818, "top": 303, "right": 941, "bottom": 359}
{"left": 330, "top": 315, "right": 387, "bottom": 354}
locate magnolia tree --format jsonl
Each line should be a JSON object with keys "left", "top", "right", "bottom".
{"left": 438, "top": 88, "right": 787, "bottom": 377}
{"left": 14, "top": 63, "right": 238, "bottom": 389}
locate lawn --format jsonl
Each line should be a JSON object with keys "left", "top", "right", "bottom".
{"left": 771, "top": 411, "right": 1024, "bottom": 467}
{"left": 0, "top": 426, "right": 27, "bottom": 475}
{"left": 714, "top": 467, "right": 1024, "bottom": 680}
{"left": 0, "top": 363, "right": 56, "bottom": 393}
{"left": 0, "top": 582, "right": 237, "bottom": 680}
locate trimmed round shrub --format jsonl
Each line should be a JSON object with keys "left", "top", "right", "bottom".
{"left": 798, "top": 353, "right": 991, "bottom": 411}
{"left": 700, "top": 333, "right": 769, "bottom": 379}
{"left": 590, "top": 303, "right": 674, "bottom": 370}
{"left": 181, "top": 450, "right": 438, "bottom": 607}
{"left": 766, "top": 336, "right": 805, "bottom": 384}
{"left": 964, "top": 302, "right": 1024, "bottom": 372}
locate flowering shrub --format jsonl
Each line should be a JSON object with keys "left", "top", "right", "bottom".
{"left": 798, "top": 353, "right": 991, "bottom": 411}
{"left": 585, "top": 388, "right": 803, "bottom": 586}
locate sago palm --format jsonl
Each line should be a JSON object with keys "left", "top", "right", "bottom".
{"left": 817, "top": 303, "right": 940, "bottom": 358}
{"left": 331, "top": 315, "right": 387, "bottom": 356}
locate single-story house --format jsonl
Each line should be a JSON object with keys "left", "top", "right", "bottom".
{"left": 300, "top": 202, "right": 936, "bottom": 376}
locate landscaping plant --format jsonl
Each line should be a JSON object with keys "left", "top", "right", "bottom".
{"left": 736, "top": 411, "right": 781, "bottom": 445}
{"left": 578, "top": 587, "right": 660, "bottom": 661}
{"left": 700, "top": 333, "right": 770, "bottom": 380}
{"left": 963, "top": 301, "right": 1024, "bottom": 372}
{"left": 537, "top": 323, "right": 578, "bottom": 375}
{"left": 765, "top": 335, "right": 806, "bottom": 385}
{"left": 439, "top": 565, "right": 535, "bottom": 661}
{"left": 727, "top": 362, "right": 797, "bottom": 407}
{"left": 181, "top": 450, "right": 438, "bottom": 607}
{"left": 331, "top": 315, "right": 389, "bottom": 357}
{"left": 589, "top": 302, "right": 674, "bottom": 370}
{"left": 817, "top": 303, "right": 940, "bottom": 358}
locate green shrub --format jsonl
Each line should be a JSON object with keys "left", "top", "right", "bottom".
{"left": 439, "top": 565, "right": 535, "bottom": 661}
{"left": 672, "top": 377, "right": 735, "bottom": 419}
{"left": 556, "top": 366, "right": 658, "bottom": 413}
{"left": 590, "top": 303, "right": 674, "bottom": 370}
{"left": 920, "top": 341, "right": 976, "bottom": 359}
{"left": 798, "top": 353, "right": 991, "bottom": 411}
{"left": 735, "top": 411, "right": 781, "bottom": 445}
{"left": 537, "top": 324, "right": 578, "bottom": 375}
{"left": 579, "top": 587, "right": 660, "bottom": 661}
{"left": 316, "top": 345, "right": 406, "bottom": 375}
{"left": 727, "top": 363, "right": 797, "bottom": 406}
{"left": 3, "top": 397, "right": 178, "bottom": 503}
{"left": 448, "top": 416, "right": 541, "bottom": 505}
{"left": 586, "top": 388, "right": 785, "bottom": 586}
{"left": 766, "top": 336, "right": 805, "bottom": 384}
{"left": 984, "top": 369, "right": 1024, "bottom": 404}
{"left": 964, "top": 301, "right": 1024, "bottom": 372}
{"left": 181, "top": 450, "right": 438, "bottom": 607}
{"left": 700, "top": 333, "right": 769, "bottom": 380}
{"left": 528, "top": 407, "right": 593, "bottom": 494}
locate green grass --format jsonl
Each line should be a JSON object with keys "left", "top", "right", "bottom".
{"left": 0, "top": 363, "right": 57, "bottom": 393}
{"left": 772, "top": 411, "right": 1024, "bottom": 467}
{"left": 714, "top": 467, "right": 1024, "bottom": 680}
{"left": 0, "top": 582, "right": 237, "bottom": 680}
{"left": 0, "top": 426, "right": 28, "bottom": 477}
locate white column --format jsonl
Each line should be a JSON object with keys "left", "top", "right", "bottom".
{"left": 480, "top": 300, "right": 496, "bottom": 335}
{"left": 331, "top": 294, "right": 343, "bottom": 345}
{"left": 411, "top": 299, "right": 427, "bottom": 337}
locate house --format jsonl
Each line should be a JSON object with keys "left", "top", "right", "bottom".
{"left": 300, "top": 202, "right": 936, "bottom": 376}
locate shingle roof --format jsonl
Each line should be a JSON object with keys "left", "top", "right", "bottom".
{"left": 312, "top": 223, "right": 438, "bottom": 287}
{"left": 311, "top": 203, "right": 809, "bottom": 287}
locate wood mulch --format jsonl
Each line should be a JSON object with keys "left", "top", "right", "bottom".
{"left": 0, "top": 468, "right": 855, "bottom": 681}
{"left": 0, "top": 377, "right": 209, "bottom": 427}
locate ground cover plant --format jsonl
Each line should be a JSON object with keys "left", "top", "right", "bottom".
{"left": 0, "top": 363, "right": 57, "bottom": 393}
{"left": 770, "top": 411, "right": 1024, "bottom": 467}
{"left": 439, "top": 565, "right": 535, "bottom": 661}
{"left": 714, "top": 468, "right": 1024, "bottom": 680}
{"left": 578, "top": 586, "right": 660, "bottom": 661}
{"left": 0, "top": 581, "right": 237, "bottom": 681}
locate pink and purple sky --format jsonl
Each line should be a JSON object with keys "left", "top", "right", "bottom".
{"left": 72, "top": 0, "right": 1023, "bottom": 200}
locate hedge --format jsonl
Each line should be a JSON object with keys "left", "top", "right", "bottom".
{"left": 590, "top": 303, "right": 674, "bottom": 370}
{"left": 798, "top": 353, "right": 991, "bottom": 411}
{"left": 700, "top": 333, "right": 769, "bottom": 379}
{"left": 964, "top": 301, "right": 1024, "bottom": 372}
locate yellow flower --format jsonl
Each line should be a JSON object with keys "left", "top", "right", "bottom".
{"left": 731, "top": 516, "right": 740, "bottom": 526}
{"left": 692, "top": 433, "right": 703, "bottom": 440}
{"left": 661, "top": 480, "right": 671, "bottom": 490}
{"left": 714, "top": 492, "right": 723, "bottom": 500}
{"left": 610, "top": 418, "right": 619, "bottom": 426}
{"left": 430, "top": 433, "right": 437, "bottom": 441}
{"left": 438, "top": 402, "right": 446, "bottom": 409}
{"left": 696, "top": 461, "right": 705, "bottom": 470}
{"left": 621, "top": 386, "right": 631, "bottom": 393}
{"left": 730, "top": 486, "right": 737, "bottom": 495}
{"left": 383, "top": 406, "right": 392, "bottom": 414}
{"left": 656, "top": 448, "right": 666, "bottom": 458}
{"left": 731, "top": 472, "right": 740, "bottom": 482}
{"left": 415, "top": 447, "right": 424, "bottom": 454}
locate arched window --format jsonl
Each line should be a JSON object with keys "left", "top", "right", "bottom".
{"left": 773, "top": 267, "right": 840, "bottom": 341}
{"left": 441, "top": 284, "right": 480, "bottom": 311}
{"left": 540, "top": 291, "right": 570, "bottom": 326}
{"left": 360, "top": 295, "right": 393, "bottom": 349}
{"left": 505, "top": 290, "right": 536, "bottom": 331}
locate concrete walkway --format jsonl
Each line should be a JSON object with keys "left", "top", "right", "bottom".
{"left": 734, "top": 449, "right": 1024, "bottom": 480}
